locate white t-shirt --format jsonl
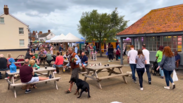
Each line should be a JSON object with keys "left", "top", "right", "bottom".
{"left": 142, "top": 49, "right": 150, "bottom": 64}
{"left": 127, "top": 49, "right": 137, "bottom": 64}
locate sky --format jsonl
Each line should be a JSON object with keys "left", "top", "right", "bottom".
{"left": 0, "top": 0, "right": 183, "bottom": 38}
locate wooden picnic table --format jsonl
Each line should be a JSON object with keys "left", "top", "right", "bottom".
{"left": 83, "top": 65, "right": 131, "bottom": 89}
{"left": 5, "top": 67, "right": 60, "bottom": 98}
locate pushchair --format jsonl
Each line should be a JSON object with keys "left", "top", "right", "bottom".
{"left": 14, "top": 55, "right": 25, "bottom": 68}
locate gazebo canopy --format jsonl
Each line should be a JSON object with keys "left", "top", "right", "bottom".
{"left": 62, "top": 33, "right": 83, "bottom": 42}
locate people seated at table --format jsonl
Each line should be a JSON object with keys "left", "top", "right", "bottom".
{"left": 80, "top": 52, "right": 88, "bottom": 71}
{"left": 46, "top": 51, "right": 53, "bottom": 66}
{"left": 25, "top": 49, "right": 34, "bottom": 60}
{"left": 9, "top": 58, "right": 17, "bottom": 73}
{"left": 174, "top": 51, "right": 181, "bottom": 69}
{"left": 53, "top": 52, "right": 64, "bottom": 74}
{"left": 7, "top": 53, "right": 12, "bottom": 62}
{"left": 29, "top": 59, "right": 40, "bottom": 75}
{"left": 19, "top": 59, "right": 49, "bottom": 94}
{"left": 38, "top": 49, "right": 46, "bottom": 66}
{"left": 28, "top": 59, "right": 40, "bottom": 89}
{"left": 43, "top": 48, "right": 47, "bottom": 55}
{"left": 63, "top": 52, "right": 70, "bottom": 60}
{"left": 0, "top": 54, "right": 9, "bottom": 79}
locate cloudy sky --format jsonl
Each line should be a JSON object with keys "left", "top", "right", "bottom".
{"left": 0, "top": 0, "right": 182, "bottom": 38}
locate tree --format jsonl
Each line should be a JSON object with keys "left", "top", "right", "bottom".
{"left": 78, "top": 8, "right": 128, "bottom": 56}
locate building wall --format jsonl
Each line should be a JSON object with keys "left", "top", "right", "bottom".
{"left": 47, "top": 33, "right": 55, "bottom": 40}
{"left": 0, "top": 15, "right": 29, "bottom": 50}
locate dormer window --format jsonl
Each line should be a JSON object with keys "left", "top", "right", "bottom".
{"left": 0, "top": 17, "right": 4, "bottom": 24}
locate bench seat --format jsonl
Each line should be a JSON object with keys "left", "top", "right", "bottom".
{"left": 97, "top": 73, "right": 130, "bottom": 80}
{"left": 11, "top": 77, "right": 60, "bottom": 87}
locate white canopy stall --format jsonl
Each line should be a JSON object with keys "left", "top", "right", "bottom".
{"left": 50, "top": 34, "right": 65, "bottom": 42}
{"left": 63, "top": 33, "right": 83, "bottom": 42}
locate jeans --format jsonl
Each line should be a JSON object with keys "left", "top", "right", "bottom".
{"left": 53, "top": 64, "right": 63, "bottom": 73}
{"left": 163, "top": 69, "right": 173, "bottom": 86}
{"left": 130, "top": 64, "right": 136, "bottom": 81}
{"left": 137, "top": 68, "right": 145, "bottom": 88}
{"left": 116, "top": 55, "right": 119, "bottom": 60}
{"left": 108, "top": 53, "right": 113, "bottom": 60}
{"left": 145, "top": 64, "right": 151, "bottom": 82}
{"left": 158, "top": 63, "right": 164, "bottom": 77}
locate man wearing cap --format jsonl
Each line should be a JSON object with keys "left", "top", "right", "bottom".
{"left": 63, "top": 47, "right": 81, "bottom": 93}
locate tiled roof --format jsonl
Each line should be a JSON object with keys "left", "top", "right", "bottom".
{"left": 39, "top": 33, "right": 50, "bottom": 37}
{"left": 117, "top": 4, "right": 183, "bottom": 35}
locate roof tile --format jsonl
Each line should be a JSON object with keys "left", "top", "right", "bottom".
{"left": 117, "top": 4, "right": 183, "bottom": 35}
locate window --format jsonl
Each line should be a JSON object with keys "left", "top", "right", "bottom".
{"left": 19, "top": 39, "right": 24, "bottom": 46}
{"left": 144, "top": 36, "right": 182, "bottom": 52}
{"left": 19, "top": 28, "right": 24, "bottom": 34}
{"left": 0, "top": 17, "right": 4, "bottom": 24}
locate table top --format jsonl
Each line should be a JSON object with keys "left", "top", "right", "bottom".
{"left": 7, "top": 67, "right": 56, "bottom": 75}
{"left": 86, "top": 65, "right": 123, "bottom": 70}
{"left": 8, "top": 61, "right": 25, "bottom": 64}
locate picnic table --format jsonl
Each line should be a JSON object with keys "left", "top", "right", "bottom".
{"left": 5, "top": 67, "right": 60, "bottom": 98}
{"left": 82, "top": 65, "right": 131, "bottom": 89}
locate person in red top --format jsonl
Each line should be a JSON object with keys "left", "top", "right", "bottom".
{"left": 19, "top": 59, "right": 49, "bottom": 94}
{"left": 53, "top": 52, "right": 64, "bottom": 74}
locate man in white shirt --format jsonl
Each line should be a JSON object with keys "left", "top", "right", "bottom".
{"left": 127, "top": 45, "right": 137, "bottom": 83}
{"left": 142, "top": 44, "right": 151, "bottom": 84}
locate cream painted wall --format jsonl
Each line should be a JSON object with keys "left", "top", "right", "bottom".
{"left": 0, "top": 14, "right": 29, "bottom": 50}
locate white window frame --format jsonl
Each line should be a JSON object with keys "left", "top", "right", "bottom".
{"left": 19, "top": 28, "right": 24, "bottom": 34}
{"left": 19, "top": 39, "right": 24, "bottom": 46}
{"left": 0, "top": 17, "right": 4, "bottom": 24}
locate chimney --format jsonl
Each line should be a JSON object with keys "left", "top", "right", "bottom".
{"left": 4, "top": 5, "right": 9, "bottom": 15}
{"left": 39, "top": 31, "right": 42, "bottom": 35}
{"left": 48, "top": 30, "right": 51, "bottom": 33}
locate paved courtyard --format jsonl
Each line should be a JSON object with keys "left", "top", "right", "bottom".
{"left": 0, "top": 51, "right": 183, "bottom": 103}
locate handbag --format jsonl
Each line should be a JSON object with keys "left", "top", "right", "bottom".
{"left": 173, "top": 70, "right": 178, "bottom": 81}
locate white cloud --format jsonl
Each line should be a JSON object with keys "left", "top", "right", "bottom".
{"left": 1, "top": 0, "right": 182, "bottom": 38}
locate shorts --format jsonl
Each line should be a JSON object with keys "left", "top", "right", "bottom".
{"left": 71, "top": 68, "right": 79, "bottom": 79}
{"left": 27, "top": 77, "right": 39, "bottom": 84}
{"left": 79, "top": 63, "right": 88, "bottom": 67}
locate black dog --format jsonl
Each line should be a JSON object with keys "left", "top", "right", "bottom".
{"left": 70, "top": 78, "right": 91, "bottom": 98}
{"left": 152, "top": 61, "right": 159, "bottom": 75}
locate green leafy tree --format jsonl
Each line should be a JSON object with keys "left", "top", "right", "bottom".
{"left": 78, "top": 8, "right": 128, "bottom": 56}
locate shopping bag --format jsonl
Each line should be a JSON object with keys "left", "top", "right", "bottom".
{"left": 173, "top": 70, "right": 178, "bottom": 82}
{"left": 106, "top": 52, "right": 108, "bottom": 56}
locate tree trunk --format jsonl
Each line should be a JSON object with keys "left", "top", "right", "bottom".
{"left": 99, "top": 42, "right": 102, "bottom": 57}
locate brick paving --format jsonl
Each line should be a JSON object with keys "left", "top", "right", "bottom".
{"left": 0, "top": 52, "right": 183, "bottom": 103}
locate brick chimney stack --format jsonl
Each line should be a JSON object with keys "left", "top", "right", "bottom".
{"left": 33, "top": 31, "right": 36, "bottom": 35}
{"left": 4, "top": 5, "right": 9, "bottom": 15}
{"left": 48, "top": 30, "right": 51, "bottom": 33}
{"left": 39, "top": 31, "right": 42, "bottom": 35}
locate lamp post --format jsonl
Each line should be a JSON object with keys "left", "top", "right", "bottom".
{"left": 28, "top": 28, "right": 32, "bottom": 47}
